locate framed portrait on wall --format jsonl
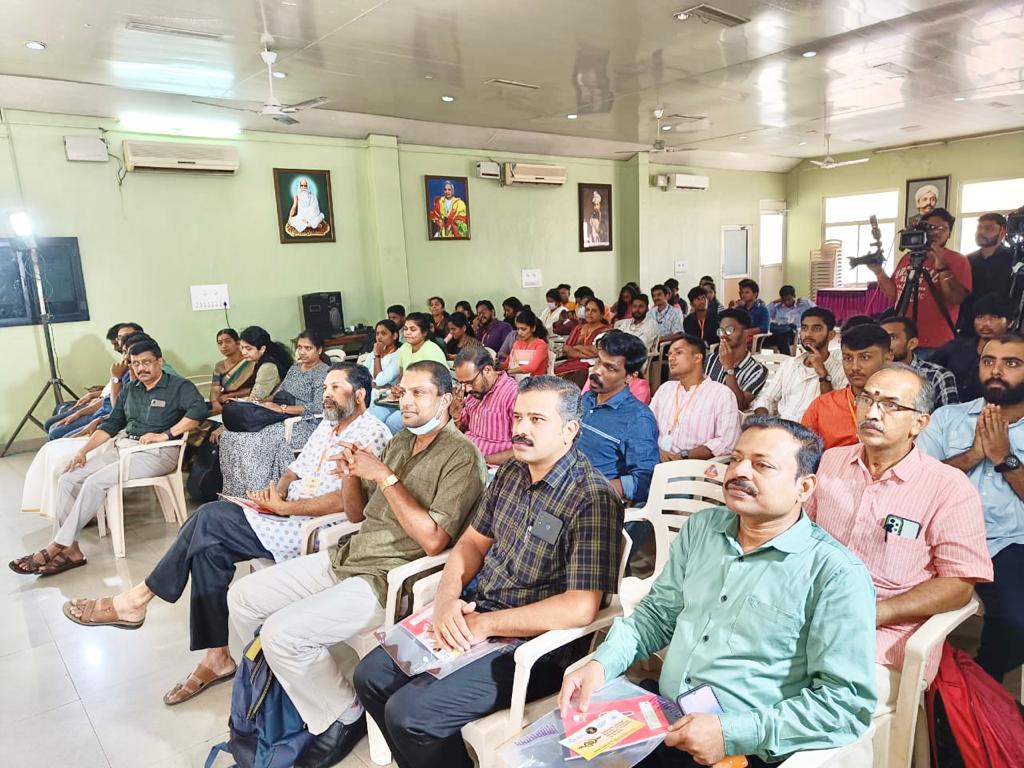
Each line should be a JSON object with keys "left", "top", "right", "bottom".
{"left": 579, "top": 183, "right": 612, "bottom": 251}
{"left": 425, "top": 176, "right": 471, "bottom": 240}
{"left": 905, "top": 176, "right": 949, "bottom": 225}
{"left": 273, "top": 168, "right": 336, "bottom": 244}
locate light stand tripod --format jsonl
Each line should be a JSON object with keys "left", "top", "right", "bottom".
{"left": 893, "top": 250, "right": 959, "bottom": 338}
{"left": 1, "top": 237, "right": 79, "bottom": 457}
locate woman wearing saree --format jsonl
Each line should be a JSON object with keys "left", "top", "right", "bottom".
{"left": 554, "top": 298, "right": 609, "bottom": 388}
{"left": 209, "top": 328, "right": 255, "bottom": 415}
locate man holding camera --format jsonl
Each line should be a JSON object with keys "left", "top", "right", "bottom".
{"left": 869, "top": 208, "right": 971, "bottom": 355}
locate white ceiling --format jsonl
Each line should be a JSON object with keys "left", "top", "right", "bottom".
{"left": 2, "top": 0, "right": 1023, "bottom": 171}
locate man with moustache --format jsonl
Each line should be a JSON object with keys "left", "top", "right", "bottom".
{"left": 807, "top": 365, "right": 990, "bottom": 729}
{"left": 354, "top": 376, "right": 624, "bottom": 768}
{"left": 959, "top": 213, "right": 1012, "bottom": 336}
{"left": 58, "top": 363, "right": 392, "bottom": 707}
{"left": 576, "top": 330, "right": 660, "bottom": 503}
{"left": 223, "top": 361, "right": 486, "bottom": 766}
{"left": 919, "top": 335, "right": 1024, "bottom": 685}
{"left": 879, "top": 316, "right": 958, "bottom": 409}
{"left": 560, "top": 417, "right": 877, "bottom": 767}
{"left": 473, "top": 299, "right": 513, "bottom": 352}
{"left": 615, "top": 293, "right": 661, "bottom": 351}
{"left": 450, "top": 346, "right": 518, "bottom": 465}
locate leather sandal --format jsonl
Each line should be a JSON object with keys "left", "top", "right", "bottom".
{"left": 8, "top": 549, "right": 51, "bottom": 575}
{"left": 62, "top": 597, "right": 142, "bottom": 630}
{"left": 37, "top": 550, "right": 87, "bottom": 577}
{"left": 163, "top": 663, "right": 236, "bottom": 706}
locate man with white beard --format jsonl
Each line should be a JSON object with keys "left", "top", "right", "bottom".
{"left": 288, "top": 177, "right": 326, "bottom": 232}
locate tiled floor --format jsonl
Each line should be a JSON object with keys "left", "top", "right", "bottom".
{"left": 0, "top": 450, "right": 384, "bottom": 768}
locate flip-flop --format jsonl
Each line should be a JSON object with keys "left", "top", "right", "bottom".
{"left": 8, "top": 549, "right": 52, "bottom": 575}
{"left": 62, "top": 597, "right": 143, "bottom": 630}
{"left": 37, "top": 551, "right": 87, "bottom": 577}
{"left": 163, "top": 663, "right": 236, "bottom": 706}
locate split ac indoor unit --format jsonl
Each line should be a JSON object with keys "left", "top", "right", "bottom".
{"left": 500, "top": 162, "right": 567, "bottom": 186}
{"left": 122, "top": 140, "right": 240, "bottom": 173}
{"left": 673, "top": 173, "right": 709, "bottom": 191}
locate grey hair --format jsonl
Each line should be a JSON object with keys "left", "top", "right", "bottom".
{"left": 517, "top": 375, "right": 583, "bottom": 424}
{"left": 877, "top": 362, "right": 934, "bottom": 413}
{"left": 454, "top": 345, "right": 495, "bottom": 371}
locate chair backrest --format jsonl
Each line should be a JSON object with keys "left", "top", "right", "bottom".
{"left": 647, "top": 459, "right": 726, "bottom": 536}
{"left": 753, "top": 353, "right": 786, "bottom": 379}
{"left": 186, "top": 374, "right": 212, "bottom": 399}
{"left": 546, "top": 349, "right": 556, "bottom": 375}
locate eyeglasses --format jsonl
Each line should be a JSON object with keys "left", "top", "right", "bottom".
{"left": 716, "top": 326, "right": 740, "bottom": 337}
{"left": 454, "top": 370, "right": 483, "bottom": 389}
{"left": 853, "top": 392, "right": 922, "bottom": 415}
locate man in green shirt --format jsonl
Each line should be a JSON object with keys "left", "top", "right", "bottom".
{"left": 226, "top": 360, "right": 486, "bottom": 768}
{"left": 9, "top": 338, "right": 207, "bottom": 577}
{"left": 560, "top": 417, "right": 877, "bottom": 766}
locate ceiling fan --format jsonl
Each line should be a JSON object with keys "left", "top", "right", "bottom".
{"left": 193, "top": 13, "right": 328, "bottom": 125}
{"left": 617, "top": 106, "right": 700, "bottom": 154}
{"left": 808, "top": 103, "right": 869, "bottom": 169}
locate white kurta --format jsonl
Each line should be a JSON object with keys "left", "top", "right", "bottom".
{"left": 21, "top": 438, "right": 117, "bottom": 518}
{"left": 288, "top": 189, "right": 325, "bottom": 232}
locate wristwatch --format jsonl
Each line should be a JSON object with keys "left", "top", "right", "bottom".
{"left": 679, "top": 449, "right": 690, "bottom": 460}
{"left": 818, "top": 374, "right": 832, "bottom": 383}
{"left": 995, "top": 455, "right": 1022, "bottom": 474}
{"left": 164, "top": 430, "right": 176, "bottom": 440}
{"left": 379, "top": 473, "right": 400, "bottom": 490}
{"left": 724, "top": 368, "right": 736, "bottom": 377}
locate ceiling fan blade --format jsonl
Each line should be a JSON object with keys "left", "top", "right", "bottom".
{"left": 663, "top": 147, "right": 694, "bottom": 153}
{"left": 833, "top": 157, "right": 871, "bottom": 167}
{"left": 285, "top": 97, "right": 330, "bottom": 112}
{"left": 192, "top": 100, "right": 259, "bottom": 114}
{"left": 273, "top": 114, "right": 300, "bottom": 125}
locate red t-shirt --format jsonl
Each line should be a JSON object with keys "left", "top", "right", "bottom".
{"left": 891, "top": 247, "right": 971, "bottom": 349}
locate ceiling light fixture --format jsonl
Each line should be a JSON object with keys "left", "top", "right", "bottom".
{"left": 441, "top": 95, "right": 455, "bottom": 103}
{"left": 801, "top": 50, "right": 817, "bottom": 58}
{"left": 118, "top": 112, "right": 240, "bottom": 139}
{"left": 739, "top": 135, "right": 748, "bottom": 140}
{"left": 24, "top": 41, "right": 47, "bottom": 51}
{"left": 673, "top": 11, "right": 690, "bottom": 20}
{"left": 798, "top": 141, "right": 808, "bottom": 146}
{"left": 566, "top": 114, "right": 578, "bottom": 120}
{"left": 662, "top": 125, "right": 673, "bottom": 131}
{"left": 953, "top": 96, "right": 966, "bottom": 102}
{"left": 272, "top": 71, "right": 287, "bottom": 79}
{"left": 124, "top": 22, "right": 223, "bottom": 41}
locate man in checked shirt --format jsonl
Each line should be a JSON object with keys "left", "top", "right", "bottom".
{"left": 354, "top": 375, "right": 625, "bottom": 768}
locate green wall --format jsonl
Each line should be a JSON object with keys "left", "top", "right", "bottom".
{"left": 785, "top": 132, "right": 1024, "bottom": 292}
{"left": 0, "top": 108, "right": 791, "bottom": 446}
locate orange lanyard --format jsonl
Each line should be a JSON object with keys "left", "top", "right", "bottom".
{"left": 672, "top": 381, "right": 700, "bottom": 428}
{"left": 697, "top": 316, "right": 706, "bottom": 339}
{"left": 845, "top": 389, "right": 857, "bottom": 425}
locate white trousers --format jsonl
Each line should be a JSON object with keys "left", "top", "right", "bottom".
{"left": 227, "top": 550, "right": 385, "bottom": 735}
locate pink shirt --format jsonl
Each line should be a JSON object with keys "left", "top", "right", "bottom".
{"left": 649, "top": 378, "right": 740, "bottom": 456}
{"left": 459, "top": 372, "right": 518, "bottom": 458}
{"left": 806, "top": 443, "right": 992, "bottom": 681}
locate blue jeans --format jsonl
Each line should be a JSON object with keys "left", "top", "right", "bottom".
{"left": 368, "top": 403, "right": 405, "bottom": 434}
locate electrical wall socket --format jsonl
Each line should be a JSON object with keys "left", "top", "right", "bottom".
{"left": 190, "top": 284, "right": 230, "bottom": 311}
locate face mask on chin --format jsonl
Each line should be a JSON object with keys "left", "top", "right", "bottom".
{"left": 577, "top": 306, "right": 586, "bottom": 319}
{"left": 407, "top": 397, "right": 449, "bottom": 436}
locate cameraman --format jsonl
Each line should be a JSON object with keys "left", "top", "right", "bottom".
{"left": 868, "top": 207, "right": 971, "bottom": 355}
{"left": 959, "top": 213, "right": 1012, "bottom": 337}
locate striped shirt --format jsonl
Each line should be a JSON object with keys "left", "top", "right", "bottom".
{"left": 649, "top": 378, "right": 741, "bottom": 456}
{"left": 751, "top": 350, "right": 848, "bottom": 422}
{"left": 459, "top": 372, "right": 518, "bottom": 459}
{"left": 806, "top": 443, "right": 992, "bottom": 681}
{"left": 910, "top": 354, "right": 958, "bottom": 409}
{"left": 704, "top": 351, "right": 768, "bottom": 397}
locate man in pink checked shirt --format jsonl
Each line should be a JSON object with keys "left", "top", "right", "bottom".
{"left": 450, "top": 346, "right": 518, "bottom": 466}
{"left": 805, "top": 363, "right": 991, "bottom": 738}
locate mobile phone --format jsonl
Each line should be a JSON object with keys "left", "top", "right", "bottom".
{"left": 676, "top": 683, "right": 723, "bottom": 715}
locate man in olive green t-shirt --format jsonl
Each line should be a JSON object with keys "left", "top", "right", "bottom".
{"left": 228, "top": 361, "right": 486, "bottom": 763}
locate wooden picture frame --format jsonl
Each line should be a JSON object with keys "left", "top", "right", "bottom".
{"left": 273, "top": 168, "right": 336, "bottom": 244}
{"left": 424, "top": 175, "right": 471, "bottom": 240}
{"left": 905, "top": 175, "right": 950, "bottom": 226}
{"left": 579, "top": 183, "right": 612, "bottom": 251}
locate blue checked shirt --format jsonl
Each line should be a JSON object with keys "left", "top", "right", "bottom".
{"left": 577, "top": 388, "right": 660, "bottom": 503}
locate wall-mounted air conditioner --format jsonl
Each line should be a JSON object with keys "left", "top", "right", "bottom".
{"left": 501, "top": 162, "right": 567, "bottom": 186}
{"left": 476, "top": 161, "right": 501, "bottom": 180}
{"left": 122, "top": 140, "right": 240, "bottom": 173}
{"left": 653, "top": 173, "right": 710, "bottom": 191}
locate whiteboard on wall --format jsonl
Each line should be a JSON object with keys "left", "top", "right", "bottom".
{"left": 722, "top": 226, "right": 750, "bottom": 277}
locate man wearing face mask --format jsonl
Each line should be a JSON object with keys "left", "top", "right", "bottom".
{"left": 354, "top": 376, "right": 624, "bottom": 768}
{"left": 450, "top": 347, "right": 518, "bottom": 465}
{"left": 807, "top": 365, "right": 990, "bottom": 751}
{"left": 959, "top": 213, "right": 1012, "bottom": 336}
{"left": 223, "top": 361, "right": 486, "bottom": 766}
{"left": 57, "top": 363, "right": 392, "bottom": 710}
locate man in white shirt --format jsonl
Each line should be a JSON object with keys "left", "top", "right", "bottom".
{"left": 615, "top": 293, "right": 660, "bottom": 351}
{"left": 650, "top": 335, "right": 741, "bottom": 461}
{"left": 650, "top": 284, "right": 686, "bottom": 342}
{"left": 753, "top": 307, "right": 847, "bottom": 421}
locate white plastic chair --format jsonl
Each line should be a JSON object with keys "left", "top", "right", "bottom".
{"left": 546, "top": 349, "right": 556, "bottom": 375}
{"left": 751, "top": 332, "right": 771, "bottom": 353}
{"left": 186, "top": 374, "right": 213, "bottom": 400}
{"left": 98, "top": 432, "right": 190, "bottom": 559}
{"left": 636, "top": 459, "right": 726, "bottom": 551}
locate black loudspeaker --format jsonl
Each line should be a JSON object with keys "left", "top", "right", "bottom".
{"left": 301, "top": 292, "right": 344, "bottom": 335}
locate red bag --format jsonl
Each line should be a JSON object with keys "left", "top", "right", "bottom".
{"left": 926, "top": 643, "right": 1024, "bottom": 768}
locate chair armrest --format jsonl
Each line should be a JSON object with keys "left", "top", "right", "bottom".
{"left": 411, "top": 571, "right": 445, "bottom": 611}
{"left": 383, "top": 551, "right": 451, "bottom": 628}
{"left": 118, "top": 434, "right": 188, "bottom": 477}
{"left": 503, "top": 605, "right": 623, "bottom": 738}
{"left": 282, "top": 415, "right": 302, "bottom": 444}
{"left": 316, "top": 519, "right": 363, "bottom": 552}
{"left": 300, "top": 513, "right": 359, "bottom": 555}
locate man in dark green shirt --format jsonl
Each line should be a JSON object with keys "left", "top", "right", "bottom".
{"left": 9, "top": 338, "right": 206, "bottom": 577}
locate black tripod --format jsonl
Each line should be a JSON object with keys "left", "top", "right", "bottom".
{"left": 894, "top": 251, "right": 958, "bottom": 338}
{"left": 1, "top": 243, "right": 78, "bottom": 457}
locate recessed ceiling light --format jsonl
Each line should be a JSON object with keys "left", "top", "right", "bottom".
{"left": 24, "top": 41, "right": 47, "bottom": 51}
{"left": 801, "top": 50, "right": 817, "bottom": 58}
{"left": 739, "top": 135, "right": 748, "bottom": 140}
{"left": 272, "top": 71, "right": 287, "bottom": 79}
{"left": 953, "top": 96, "right": 966, "bottom": 102}
{"left": 566, "top": 114, "right": 578, "bottom": 120}
{"left": 441, "top": 95, "right": 455, "bottom": 103}
{"left": 798, "top": 141, "right": 808, "bottom": 146}
{"left": 424, "top": 75, "right": 433, "bottom": 80}
{"left": 662, "top": 125, "right": 673, "bottom": 131}
{"left": 673, "top": 11, "right": 690, "bottom": 21}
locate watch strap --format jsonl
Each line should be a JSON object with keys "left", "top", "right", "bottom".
{"left": 379, "top": 473, "right": 400, "bottom": 490}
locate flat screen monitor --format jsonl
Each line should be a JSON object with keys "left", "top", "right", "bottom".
{"left": 0, "top": 237, "right": 89, "bottom": 327}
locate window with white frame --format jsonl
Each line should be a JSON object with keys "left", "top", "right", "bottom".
{"left": 823, "top": 190, "right": 899, "bottom": 287}
{"left": 957, "top": 177, "right": 1024, "bottom": 253}
{"left": 759, "top": 211, "right": 785, "bottom": 266}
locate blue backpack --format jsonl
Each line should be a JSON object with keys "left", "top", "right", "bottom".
{"left": 206, "top": 632, "right": 314, "bottom": 768}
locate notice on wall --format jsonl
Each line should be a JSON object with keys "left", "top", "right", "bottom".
{"left": 521, "top": 269, "right": 543, "bottom": 289}
{"left": 190, "top": 284, "right": 230, "bottom": 311}
{"left": 674, "top": 260, "right": 689, "bottom": 275}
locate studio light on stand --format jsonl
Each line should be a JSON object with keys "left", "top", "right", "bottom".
{"left": 1, "top": 211, "right": 79, "bottom": 456}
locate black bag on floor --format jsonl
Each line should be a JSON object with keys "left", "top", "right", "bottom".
{"left": 186, "top": 437, "right": 222, "bottom": 503}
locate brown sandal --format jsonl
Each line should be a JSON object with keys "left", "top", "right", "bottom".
{"left": 62, "top": 597, "right": 143, "bottom": 630}
{"left": 163, "top": 663, "right": 236, "bottom": 706}
{"left": 38, "top": 550, "right": 87, "bottom": 577}
{"left": 8, "top": 549, "right": 51, "bottom": 575}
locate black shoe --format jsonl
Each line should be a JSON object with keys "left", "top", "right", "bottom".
{"left": 296, "top": 714, "right": 367, "bottom": 768}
